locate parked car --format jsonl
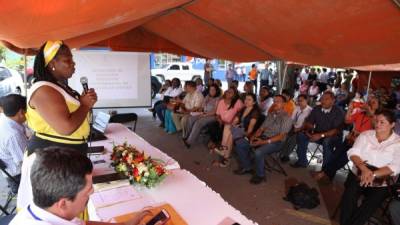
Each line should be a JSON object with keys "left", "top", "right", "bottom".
{"left": 0, "top": 66, "right": 24, "bottom": 97}
{"left": 151, "top": 62, "right": 204, "bottom": 83}
{"left": 151, "top": 75, "right": 162, "bottom": 99}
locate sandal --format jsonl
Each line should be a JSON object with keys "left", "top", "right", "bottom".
{"left": 219, "top": 158, "right": 230, "bottom": 168}
{"left": 213, "top": 146, "right": 228, "bottom": 157}
{"left": 207, "top": 141, "right": 216, "bottom": 150}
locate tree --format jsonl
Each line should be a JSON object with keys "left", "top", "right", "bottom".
{"left": 0, "top": 45, "right": 6, "bottom": 64}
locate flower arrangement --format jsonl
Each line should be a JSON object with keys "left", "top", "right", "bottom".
{"left": 111, "top": 142, "right": 167, "bottom": 188}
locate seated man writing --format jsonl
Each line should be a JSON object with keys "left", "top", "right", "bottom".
{"left": 10, "top": 147, "right": 154, "bottom": 225}
{"left": 234, "top": 95, "right": 292, "bottom": 184}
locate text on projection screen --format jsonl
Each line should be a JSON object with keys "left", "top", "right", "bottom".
{"left": 68, "top": 50, "right": 151, "bottom": 108}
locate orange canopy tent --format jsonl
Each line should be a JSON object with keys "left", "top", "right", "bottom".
{"left": 1, "top": 0, "right": 400, "bottom": 67}
{"left": 351, "top": 63, "right": 400, "bottom": 90}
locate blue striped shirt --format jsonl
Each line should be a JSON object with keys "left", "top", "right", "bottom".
{"left": 0, "top": 114, "right": 27, "bottom": 176}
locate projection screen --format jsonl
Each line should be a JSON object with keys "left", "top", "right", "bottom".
{"left": 68, "top": 50, "right": 151, "bottom": 108}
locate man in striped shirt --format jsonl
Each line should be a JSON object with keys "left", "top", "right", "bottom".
{"left": 0, "top": 94, "right": 27, "bottom": 193}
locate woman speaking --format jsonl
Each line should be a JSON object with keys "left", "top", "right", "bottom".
{"left": 26, "top": 40, "right": 97, "bottom": 154}
{"left": 18, "top": 40, "right": 97, "bottom": 209}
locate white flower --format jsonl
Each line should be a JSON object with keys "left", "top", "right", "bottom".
{"left": 144, "top": 171, "right": 149, "bottom": 177}
{"left": 137, "top": 163, "right": 148, "bottom": 174}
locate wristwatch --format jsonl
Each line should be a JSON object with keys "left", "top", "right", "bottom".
{"left": 321, "top": 133, "right": 325, "bottom": 138}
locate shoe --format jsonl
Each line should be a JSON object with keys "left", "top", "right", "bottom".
{"left": 250, "top": 175, "right": 266, "bottom": 184}
{"left": 280, "top": 156, "right": 290, "bottom": 163}
{"left": 233, "top": 168, "right": 252, "bottom": 175}
{"left": 219, "top": 158, "right": 230, "bottom": 168}
{"left": 290, "top": 162, "right": 307, "bottom": 168}
{"left": 159, "top": 123, "right": 165, "bottom": 128}
{"left": 182, "top": 139, "right": 191, "bottom": 149}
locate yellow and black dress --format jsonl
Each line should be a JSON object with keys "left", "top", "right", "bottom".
{"left": 26, "top": 81, "right": 90, "bottom": 155}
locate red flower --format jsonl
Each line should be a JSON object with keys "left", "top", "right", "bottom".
{"left": 133, "top": 167, "right": 139, "bottom": 177}
{"left": 133, "top": 155, "right": 144, "bottom": 163}
{"left": 155, "top": 166, "right": 164, "bottom": 176}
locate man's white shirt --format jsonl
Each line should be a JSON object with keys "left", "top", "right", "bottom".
{"left": 10, "top": 203, "right": 83, "bottom": 225}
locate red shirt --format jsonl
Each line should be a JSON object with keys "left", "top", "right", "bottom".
{"left": 347, "top": 111, "right": 373, "bottom": 133}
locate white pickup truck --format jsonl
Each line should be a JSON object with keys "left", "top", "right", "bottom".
{"left": 151, "top": 62, "right": 204, "bottom": 83}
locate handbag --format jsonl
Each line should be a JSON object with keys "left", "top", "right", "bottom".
{"left": 231, "top": 125, "right": 246, "bottom": 141}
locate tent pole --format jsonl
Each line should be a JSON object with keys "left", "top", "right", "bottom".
{"left": 280, "top": 63, "right": 288, "bottom": 94}
{"left": 23, "top": 52, "right": 27, "bottom": 95}
{"left": 366, "top": 71, "right": 372, "bottom": 99}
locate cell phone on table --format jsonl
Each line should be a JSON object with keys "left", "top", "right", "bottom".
{"left": 146, "top": 209, "right": 170, "bottom": 225}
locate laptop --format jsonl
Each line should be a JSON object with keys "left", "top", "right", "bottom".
{"left": 89, "top": 111, "right": 111, "bottom": 142}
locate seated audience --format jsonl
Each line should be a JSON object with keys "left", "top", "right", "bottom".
{"left": 0, "top": 94, "right": 27, "bottom": 194}
{"left": 308, "top": 80, "right": 320, "bottom": 104}
{"left": 293, "top": 91, "right": 344, "bottom": 168}
{"left": 240, "top": 81, "right": 254, "bottom": 100}
{"left": 155, "top": 78, "right": 183, "bottom": 127}
{"left": 314, "top": 96, "right": 380, "bottom": 181}
{"left": 282, "top": 89, "right": 296, "bottom": 116}
{"left": 215, "top": 93, "right": 261, "bottom": 166}
{"left": 208, "top": 87, "right": 243, "bottom": 166}
{"left": 268, "top": 89, "right": 295, "bottom": 116}
{"left": 195, "top": 77, "right": 204, "bottom": 93}
{"left": 172, "top": 81, "right": 204, "bottom": 137}
{"left": 234, "top": 95, "right": 292, "bottom": 184}
{"left": 340, "top": 110, "right": 400, "bottom": 225}
{"left": 230, "top": 80, "right": 239, "bottom": 91}
{"left": 336, "top": 83, "right": 349, "bottom": 108}
{"left": 258, "top": 86, "right": 273, "bottom": 115}
{"left": 299, "top": 80, "right": 310, "bottom": 95}
{"left": 11, "top": 147, "right": 151, "bottom": 225}
{"left": 148, "top": 79, "right": 171, "bottom": 118}
{"left": 280, "top": 94, "right": 312, "bottom": 162}
{"left": 183, "top": 84, "right": 221, "bottom": 148}
{"left": 214, "top": 79, "right": 223, "bottom": 89}
{"left": 202, "top": 78, "right": 215, "bottom": 96}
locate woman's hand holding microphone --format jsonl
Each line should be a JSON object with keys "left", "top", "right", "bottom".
{"left": 80, "top": 88, "right": 98, "bottom": 109}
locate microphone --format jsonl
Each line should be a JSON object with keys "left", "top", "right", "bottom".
{"left": 80, "top": 76, "right": 89, "bottom": 93}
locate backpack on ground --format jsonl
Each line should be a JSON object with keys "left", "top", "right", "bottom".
{"left": 283, "top": 182, "right": 320, "bottom": 210}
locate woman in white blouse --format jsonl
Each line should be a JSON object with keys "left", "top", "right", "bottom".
{"left": 340, "top": 109, "right": 400, "bottom": 225}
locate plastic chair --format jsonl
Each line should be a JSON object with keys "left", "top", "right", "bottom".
{"left": 0, "top": 160, "right": 17, "bottom": 216}
{"left": 265, "top": 151, "right": 288, "bottom": 176}
{"left": 0, "top": 214, "right": 16, "bottom": 225}
{"left": 307, "top": 143, "right": 323, "bottom": 166}
{"left": 110, "top": 113, "right": 138, "bottom": 131}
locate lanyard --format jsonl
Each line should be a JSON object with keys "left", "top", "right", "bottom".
{"left": 28, "top": 205, "right": 43, "bottom": 221}
{"left": 295, "top": 110, "right": 303, "bottom": 123}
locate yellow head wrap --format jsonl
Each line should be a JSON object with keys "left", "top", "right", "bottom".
{"left": 43, "top": 40, "right": 63, "bottom": 66}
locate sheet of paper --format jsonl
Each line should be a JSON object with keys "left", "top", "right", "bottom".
{"left": 91, "top": 185, "right": 141, "bottom": 208}
{"left": 93, "top": 179, "right": 130, "bottom": 192}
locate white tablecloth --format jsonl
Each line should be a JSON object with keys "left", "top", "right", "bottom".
{"left": 88, "top": 123, "right": 256, "bottom": 225}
